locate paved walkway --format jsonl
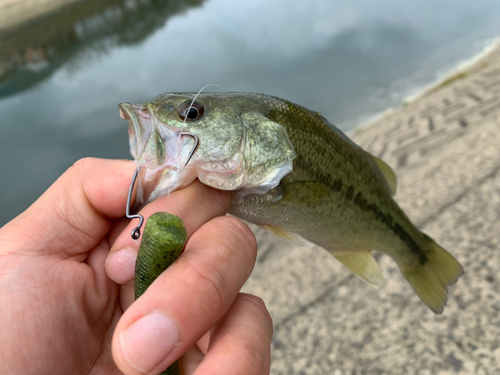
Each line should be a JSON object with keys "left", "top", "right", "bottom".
{"left": 243, "top": 44, "right": 500, "bottom": 374}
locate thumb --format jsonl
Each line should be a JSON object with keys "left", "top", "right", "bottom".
{"left": 1, "top": 158, "right": 136, "bottom": 257}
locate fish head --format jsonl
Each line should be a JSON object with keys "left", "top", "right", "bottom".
{"left": 118, "top": 93, "right": 296, "bottom": 206}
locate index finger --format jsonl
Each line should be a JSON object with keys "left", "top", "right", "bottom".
{"left": 105, "top": 179, "right": 232, "bottom": 284}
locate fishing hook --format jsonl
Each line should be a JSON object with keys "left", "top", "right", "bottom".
{"left": 125, "top": 132, "right": 198, "bottom": 239}
{"left": 126, "top": 167, "right": 144, "bottom": 240}
{"left": 180, "top": 131, "right": 199, "bottom": 166}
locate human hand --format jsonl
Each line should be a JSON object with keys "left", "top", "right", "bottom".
{"left": 0, "top": 158, "right": 272, "bottom": 375}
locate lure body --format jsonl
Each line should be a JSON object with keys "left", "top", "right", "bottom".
{"left": 134, "top": 212, "right": 187, "bottom": 375}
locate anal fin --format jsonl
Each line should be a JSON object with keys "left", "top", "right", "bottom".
{"left": 333, "top": 250, "right": 384, "bottom": 287}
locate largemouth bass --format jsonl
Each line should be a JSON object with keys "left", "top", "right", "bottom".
{"left": 118, "top": 92, "right": 463, "bottom": 314}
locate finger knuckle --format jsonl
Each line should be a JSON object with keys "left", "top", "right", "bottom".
{"left": 238, "top": 293, "right": 273, "bottom": 334}
{"left": 183, "top": 256, "right": 230, "bottom": 314}
{"left": 204, "top": 186, "right": 232, "bottom": 213}
{"left": 237, "top": 340, "right": 271, "bottom": 374}
{"left": 67, "top": 158, "right": 100, "bottom": 183}
{"left": 70, "top": 157, "right": 96, "bottom": 173}
{"left": 239, "top": 293, "right": 266, "bottom": 310}
{"left": 214, "top": 216, "right": 258, "bottom": 263}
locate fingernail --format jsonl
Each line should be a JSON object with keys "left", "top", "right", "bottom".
{"left": 121, "top": 312, "right": 179, "bottom": 373}
{"left": 106, "top": 248, "right": 136, "bottom": 284}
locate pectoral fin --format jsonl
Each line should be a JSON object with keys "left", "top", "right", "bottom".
{"left": 260, "top": 224, "right": 314, "bottom": 247}
{"left": 333, "top": 250, "right": 384, "bottom": 287}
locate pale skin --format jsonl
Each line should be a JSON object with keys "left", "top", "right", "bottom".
{"left": 0, "top": 158, "right": 272, "bottom": 375}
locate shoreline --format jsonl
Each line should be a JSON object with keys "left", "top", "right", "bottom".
{"left": 350, "top": 39, "right": 500, "bottom": 171}
{"left": 350, "top": 37, "right": 500, "bottom": 136}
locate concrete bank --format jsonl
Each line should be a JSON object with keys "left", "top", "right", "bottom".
{"left": 0, "top": 0, "right": 82, "bottom": 31}
{"left": 242, "top": 45, "right": 500, "bottom": 374}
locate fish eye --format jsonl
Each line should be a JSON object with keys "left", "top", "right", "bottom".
{"left": 179, "top": 100, "right": 204, "bottom": 122}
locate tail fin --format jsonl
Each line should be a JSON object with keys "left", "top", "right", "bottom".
{"left": 401, "top": 237, "right": 464, "bottom": 314}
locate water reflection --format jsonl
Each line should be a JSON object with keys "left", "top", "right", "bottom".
{"left": 0, "top": 0, "right": 205, "bottom": 97}
{"left": 1, "top": 0, "right": 500, "bottom": 227}
{"left": 228, "top": 23, "right": 431, "bottom": 127}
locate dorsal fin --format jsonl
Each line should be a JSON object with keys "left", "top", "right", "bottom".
{"left": 368, "top": 154, "right": 397, "bottom": 196}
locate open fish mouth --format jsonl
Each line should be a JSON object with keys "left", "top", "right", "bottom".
{"left": 119, "top": 102, "right": 189, "bottom": 167}
{"left": 118, "top": 103, "right": 142, "bottom": 161}
{"left": 118, "top": 102, "right": 198, "bottom": 206}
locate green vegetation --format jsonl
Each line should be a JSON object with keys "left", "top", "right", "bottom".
{"left": 353, "top": 127, "right": 366, "bottom": 135}
{"left": 437, "top": 71, "right": 468, "bottom": 88}
{"left": 0, "top": 0, "right": 206, "bottom": 96}
{"left": 397, "top": 70, "right": 470, "bottom": 109}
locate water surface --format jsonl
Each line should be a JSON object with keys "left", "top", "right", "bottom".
{"left": 1, "top": 0, "right": 500, "bottom": 224}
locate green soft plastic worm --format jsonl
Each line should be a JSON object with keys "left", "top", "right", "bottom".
{"left": 134, "top": 212, "right": 187, "bottom": 375}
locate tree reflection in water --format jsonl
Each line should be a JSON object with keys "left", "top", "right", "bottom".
{"left": 0, "top": 0, "right": 206, "bottom": 98}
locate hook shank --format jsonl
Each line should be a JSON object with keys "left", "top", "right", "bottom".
{"left": 126, "top": 167, "right": 144, "bottom": 239}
